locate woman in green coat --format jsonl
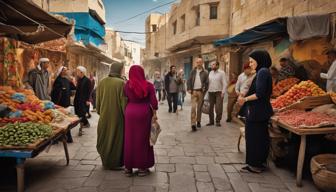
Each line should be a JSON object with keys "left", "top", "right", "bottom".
{"left": 96, "top": 63, "right": 126, "bottom": 169}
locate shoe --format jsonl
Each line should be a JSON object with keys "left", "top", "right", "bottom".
{"left": 197, "top": 122, "right": 201, "bottom": 128}
{"left": 226, "top": 119, "right": 231, "bottom": 122}
{"left": 91, "top": 109, "right": 97, "bottom": 112}
{"left": 137, "top": 169, "right": 150, "bottom": 177}
{"left": 168, "top": 109, "right": 172, "bottom": 113}
{"left": 124, "top": 168, "right": 133, "bottom": 177}
{"left": 216, "top": 123, "right": 221, "bottom": 127}
{"left": 82, "top": 123, "right": 90, "bottom": 128}
{"left": 78, "top": 129, "right": 83, "bottom": 136}
{"left": 191, "top": 125, "right": 197, "bottom": 132}
{"left": 87, "top": 114, "right": 92, "bottom": 119}
{"left": 240, "top": 166, "right": 262, "bottom": 174}
{"left": 206, "top": 123, "right": 214, "bottom": 126}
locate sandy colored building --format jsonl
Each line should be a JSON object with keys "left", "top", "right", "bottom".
{"left": 145, "top": 0, "right": 336, "bottom": 84}
{"left": 215, "top": 0, "right": 336, "bottom": 83}
{"left": 144, "top": 0, "right": 230, "bottom": 79}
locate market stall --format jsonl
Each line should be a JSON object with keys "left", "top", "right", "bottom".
{"left": 270, "top": 79, "right": 336, "bottom": 187}
{"left": 0, "top": 86, "right": 79, "bottom": 192}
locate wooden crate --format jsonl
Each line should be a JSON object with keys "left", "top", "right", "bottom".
{"left": 279, "top": 95, "right": 332, "bottom": 111}
{"left": 0, "top": 127, "right": 64, "bottom": 150}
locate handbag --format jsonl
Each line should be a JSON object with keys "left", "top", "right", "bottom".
{"left": 149, "top": 106, "right": 161, "bottom": 146}
{"left": 202, "top": 92, "right": 210, "bottom": 114}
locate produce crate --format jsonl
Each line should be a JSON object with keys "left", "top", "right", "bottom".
{"left": 0, "top": 127, "right": 64, "bottom": 150}
{"left": 276, "top": 95, "right": 332, "bottom": 112}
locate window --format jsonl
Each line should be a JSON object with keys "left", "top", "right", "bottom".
{"left": 210, "top": 4, "right": 218, "bottom": 19}
{"left": 181, "top": 15, "right": 186, "bottom": 32}
{"left": 195, "top": 6, "right": 200, "bottom": 26}
{"left": 152, "top": 24, "right": 158, "bottom": 32}
{"left": 173, "top": 20, "right": 177, "bottom": 35}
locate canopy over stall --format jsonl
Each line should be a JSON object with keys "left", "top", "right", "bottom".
{"left": 214, "top": 18, "right": 287, "bottom": 47}
{"left": 0, "top": 0, "right": 72, "bottom": 44}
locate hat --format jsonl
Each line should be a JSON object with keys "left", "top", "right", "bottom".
{"left": 109, "top": 62, "right": 124, "bottom": 77}
{"left": 243, "top": 62, "right": 250, "bottom": 70}
{"left": 326, "top": 48, "right": 336, "bottom": 55}
{"left": 77, "top": 66, "right": 87, "bottom": 75}
{"left": 56, "top": 66, "right": 66, "bottom": 77}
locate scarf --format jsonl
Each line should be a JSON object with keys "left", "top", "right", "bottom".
{"left": 128, "top": 65, "right": 148, "bottom": 98}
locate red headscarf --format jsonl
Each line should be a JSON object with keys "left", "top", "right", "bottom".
{"left": 128, "top": 65, "right": 148, "bottom": 98}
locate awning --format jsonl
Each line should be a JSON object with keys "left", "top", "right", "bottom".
{"left": 0, "top": 0, "right": 72, "bottom": 44}
{"left": 214, "top": 18, "right": 287, "bottom": 47}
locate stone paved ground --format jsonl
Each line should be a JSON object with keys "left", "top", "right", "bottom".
{"left": 0, "top": 98, "right": 319, "bottom": 192}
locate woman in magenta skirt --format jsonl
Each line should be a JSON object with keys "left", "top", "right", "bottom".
{"left": 124, "top": 65, "right": 158, "bottom": 177}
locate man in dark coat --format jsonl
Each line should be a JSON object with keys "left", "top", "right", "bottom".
{"left": 164, "top": 65, "right": 181, "bottom": 113}
{"left": 51, "top": 66, "right": 76, "bottom": 142}
{"left": 74, "top": 66, "right": 91, "bottom": 136}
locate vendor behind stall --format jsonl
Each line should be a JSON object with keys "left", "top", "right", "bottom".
{"left": 278, "top": 57, "right": 296, "bottom": 81}
{"left": 24, "top": 58, "right": 51, "bottom": 100}
{"left": 320, "top": 49, "right": 336, "bottom": 92}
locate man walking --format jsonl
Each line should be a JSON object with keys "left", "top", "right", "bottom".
{"left": 74, "top": 66, "right": 91, "bottom": 136}
{"left": 164, "top": 66, "right": 181, "bottom": 113}
{"left": 24, "top": 58, "right": 51, "bottom": 100}
{"left": 207, "top": 61, "right": 227, "bottom": 127}
{"left": 187, "top": 57, "right": 209, "bottom": 132}
{"left": 154, "top": 71, "right": 164, "bottom": 104}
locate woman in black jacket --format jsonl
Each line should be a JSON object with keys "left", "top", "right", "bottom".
{"left": 51, "top": 66, "right": 76, "bottom": 142}
{"left": 238, "top": 50, "right": 273, "bottom": 173}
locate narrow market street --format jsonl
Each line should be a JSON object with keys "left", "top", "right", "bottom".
{"left": 0, "top": 98, "right": 318, "bottom": 192}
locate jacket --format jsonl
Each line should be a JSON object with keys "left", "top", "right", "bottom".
{"left": 187, "top": 68, "right": 209, "bottom": 93}
{"left": 74, "top": 76, "right": 91, "bottom": 116}
{"left": 164, "top": 72, "right": 182, "bottom": 93}
{"left": 25, "top": 68, "right": 50, "bottom": 100}
{"left": 242, "top": 68, "right": 273, "bottom": 122}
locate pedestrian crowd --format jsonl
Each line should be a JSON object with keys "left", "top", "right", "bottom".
{"left": 23, "top": 48, "right": 336, "bottom": 176}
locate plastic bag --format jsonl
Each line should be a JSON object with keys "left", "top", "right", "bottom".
{"left": 150, "top": 118, "right": 161, "bottom": 146}
{"left": 202, "top": 92, "right": 210, "bottom": 114}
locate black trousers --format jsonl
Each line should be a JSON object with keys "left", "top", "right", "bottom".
{"left": 156, "top": 89, "right": 162, "bottom": 101}
{"left": 208, "top": 92, "right": 223, "bottom": 124}
{"left": 245, "top": 120, "right": 270, "bottom": 168}
{"left": 167, "top": 93, "right": 178, "bottom": 112}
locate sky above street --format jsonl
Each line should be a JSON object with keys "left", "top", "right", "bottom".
{"left": 103, "top": 0, "right": 176, "bottom": 47}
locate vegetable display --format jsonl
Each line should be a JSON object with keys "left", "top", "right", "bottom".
{"left": 0, "top": 122, "right": 53, "bottom": 146}
{"left": 271, "top": 81, "right": 326, "bottom": 110}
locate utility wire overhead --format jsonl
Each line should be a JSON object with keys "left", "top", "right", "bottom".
{"left": 112, "top": 0, "right": 177, "bottom": 25}
{"left": 116, "top": 30, "right": 152, "bottom": 34}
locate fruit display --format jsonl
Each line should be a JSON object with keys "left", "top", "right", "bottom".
{"left": 330, "top": 92, "right": 336, "bottom": 104}
{"left": 0, "top": 122, "right": 53, "bottom": 146}
{"left": 272, "top": 77, "right": 300, "bottom": 97}
{"left": 271, "top": 81, "right": 326, "bottom": 110}
{"left": 274, "top": 109, "right": 336, "bottom": 128}
{"left": 0, "top": 86, "right": 54, "bottom": 124}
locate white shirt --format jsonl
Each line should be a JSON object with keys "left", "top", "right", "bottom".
{"left": 208, "top": 70, "right": 227, "bottom": 93}
{"left": 235, "top": 72, "right": 248, "bottom": 94}
{"left": 321, "top": 60, "right": 336, "bottom": 92}
{"left": 193, "top": 69, "right": 202, "bottom": 90}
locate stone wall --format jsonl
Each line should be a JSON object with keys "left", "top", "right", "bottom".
{"left": 231, "top": 0, "right": 336, "bottom": 35}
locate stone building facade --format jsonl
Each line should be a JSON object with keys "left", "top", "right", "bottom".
{"left": 144, "top": 0, "right": 231, "bottom": 79}
{"left": 144, "top": 0, "right": 336, "bottom": 83}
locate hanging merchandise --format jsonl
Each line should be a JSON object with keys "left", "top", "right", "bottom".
{"left": 3, "top": 39, "right": 21, "bottom": 88}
